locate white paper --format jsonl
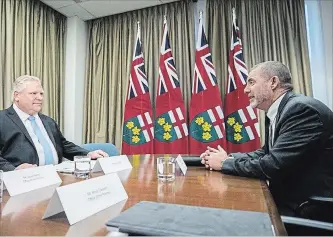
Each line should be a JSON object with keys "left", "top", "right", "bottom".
{"left": 176, "top": 154, "right": 187, "bottom": 175}
{"left": 91, "top": 155, "right": 132, "bottom": 174}
{"left": 43, "top": 173, "right": 128, "bottom": 225}
{"left": 54, "top": 160, "right": 96, "bottom": 173}
{"left": 3, "top": 165, "right": 62, "bottom": 196}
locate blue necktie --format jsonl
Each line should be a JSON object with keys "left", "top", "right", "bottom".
{"left": 28, "top": 116, "right": 54, "bottom": 165}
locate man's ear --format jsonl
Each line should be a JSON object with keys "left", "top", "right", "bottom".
{"left": 271, "top": 76, "right": 279, "bottom": 90}
{"left": 14, "top": 91, "right": 19, "bottom": 102}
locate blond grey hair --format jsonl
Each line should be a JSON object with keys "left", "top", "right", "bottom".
{"left": 12, "top": 75, "right": 41, "bottom": 101}
{"left": 250, "top": 61, "right": 294, "bottom": 91}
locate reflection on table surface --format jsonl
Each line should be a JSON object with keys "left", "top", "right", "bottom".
{"left": 0, "top": 154, "right": 286, "bottom": 236}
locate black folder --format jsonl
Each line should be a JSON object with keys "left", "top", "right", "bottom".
{"left": 181, "top": 156, "right": 202, "bottom": 166}
{"left": 106, "top": 201, "right": 274, "bottom": 236}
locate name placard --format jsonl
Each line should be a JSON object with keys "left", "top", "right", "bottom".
{"left": 3, "top": 165, "right": 62, "bottom": 196}
{"left": 2, "top": 184, "right": 59, "bottom": 216}
{"left": 43, "top": 173, "right": 128, "bottom": 225}
{"left": 91, "top": 155, "right": 132, "bottom": 174}
{"left": 176, "top": 155, "right": 188, "bottom": 175}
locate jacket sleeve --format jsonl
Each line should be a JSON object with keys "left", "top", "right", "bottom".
{"left": 0, "top": 156, "right": 16, "bottom": 172}
{"left": 54, "top": 122, "right": 90, "bottom": 160}
{"left": 231, "top": 148, "right": 266, "bottom": 160}
{"left": 222, "top": 104, "right": 327, "bottom": 180}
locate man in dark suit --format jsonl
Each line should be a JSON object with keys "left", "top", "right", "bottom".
{"left": 0, "top": 75, "right": 108, "bottom": 172}
{"left": 200, "top": 61, "right": 333, "bottom": 218}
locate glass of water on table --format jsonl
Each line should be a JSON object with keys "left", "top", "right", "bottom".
{"left": 157, "top": 157, "right": 176, "bottom": 182}
{"left": 74, "top": 156, "right": 91, "bottom": 179}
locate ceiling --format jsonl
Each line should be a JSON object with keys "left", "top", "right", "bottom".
{"left": 40, "top": 0, "right": 180, "bottom": 21}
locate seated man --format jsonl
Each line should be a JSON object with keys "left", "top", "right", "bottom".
{"left": 0, "top": 75, "right": 108, "bottom": 171}
{"left": 201, "top": 61, "right": 333, "bottom": 218}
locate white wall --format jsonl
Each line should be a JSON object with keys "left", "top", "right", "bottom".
{"left": 305, "top": 0, "right": 333, "bottom": 110}
{"left": 64, "top": 16, "right": 87, "bottom": 144}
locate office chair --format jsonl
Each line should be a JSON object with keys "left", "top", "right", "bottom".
{"left": 81, "top": 143, "right": 119, "bottom": 156}
{"left": 282, "top": 196, "right": 333, "bottom": 236}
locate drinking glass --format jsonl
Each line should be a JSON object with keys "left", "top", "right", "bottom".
{"left": 157, "top": 157, "right": 175, "bottom": 182}
{"left": 74, "top": 156, "right": 91, "bottom": 179}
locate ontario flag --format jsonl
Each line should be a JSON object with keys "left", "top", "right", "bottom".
{"left": 189, "top": 13, "right": 226, "bottom": 155}
{"left": 122, "top": 23, "right": 154, "bottom": 155}
{"left": 224, "top": 9, "right": 260, "bottom": 153}
{"left": 154, "top": 17, "right": 188, "bottom": 154}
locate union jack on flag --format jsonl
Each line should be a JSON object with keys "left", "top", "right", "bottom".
{"left": 226, "top": 12, "right": 248, "bottom": 93}
{"left": 122, "top": 22, "right": 154, "bottom": 155}
{"left": 224, "top": 8, "right": 260, "bottom": 153}
{"left": 127, "top": 36, "right": 150, "bottom": 100}
{"left": 189, "top": 12, "right": 226, "bottom": 154}
{"left": 157, "top": 23, "right": 180, "bottom": 95}
{"left": 192, "top": 23, "right": 217, "bottom": 94}
{"left": 154, "top": 17, "right": 188, "bottom": 154}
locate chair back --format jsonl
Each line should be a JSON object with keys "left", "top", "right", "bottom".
{"left": 81, "top": 143, "right": 119, "bottom": 156}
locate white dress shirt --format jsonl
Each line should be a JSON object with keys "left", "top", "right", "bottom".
{"left": 13, "top": 103, "right": 58, "bottom": 165}
{"left": 266, "top": 92, "right": 287, "bottom": 145}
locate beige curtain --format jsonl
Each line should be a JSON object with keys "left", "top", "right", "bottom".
{"left": 206, "top": 0, "right": 312, "bottom": 143}
{"left": 0, "top": 0, "right": 66, "bottom": 127}
{"left": 84, "top": 0, "right": 195, "bottom": 149}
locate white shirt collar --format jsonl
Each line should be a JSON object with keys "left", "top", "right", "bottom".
{"left": 267, "top": 92, "right": 287, "bottom": 122}
{"left": 13, "top": 103, "right": 38, "bottom": 122}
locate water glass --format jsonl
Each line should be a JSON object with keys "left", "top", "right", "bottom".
{"left": 0, "top": 170, "right": 3, "bottom": 203}
{"left": 157, "top": 157, "right": 175, "bottom": 182}
{"left": 74, "top": 156, "right": 91, "bottom": 179}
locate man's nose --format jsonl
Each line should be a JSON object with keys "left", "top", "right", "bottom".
{"left": 244, "top": 85, "right": 250, "bottom": 94}
{"left": 36, "top": 94, "right": 43, "bottom": 100}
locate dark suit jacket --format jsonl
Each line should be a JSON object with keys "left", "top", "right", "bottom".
{"left": 0, "top": 106, "right": 89, "bottom": 172}
{"left": 222, "top": 91, "right": 333, "bottom": 212}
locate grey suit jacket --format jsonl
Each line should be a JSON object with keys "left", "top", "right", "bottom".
{"left": 0, "top": 106, "right": 89, "bottom": 172}
{"left": 222, "top": 91, "right": 333, "bottom": 211}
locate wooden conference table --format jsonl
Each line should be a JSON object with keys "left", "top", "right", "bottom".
{"left": 0, "top": 154, "right": 286, "bottom": 236}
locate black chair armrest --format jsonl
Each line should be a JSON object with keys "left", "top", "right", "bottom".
{"left": 309, "top": 196, "right": 333, "bottom": 203}
{"left": 281, "top": 216, "right": 333, "bottom": 231}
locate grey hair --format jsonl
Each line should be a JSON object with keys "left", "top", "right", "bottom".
{"left": 12, "top": 75, "right": 41, "bottom": 101}
{"left": 250, "top": 61, "right": 294, "bottom": 91}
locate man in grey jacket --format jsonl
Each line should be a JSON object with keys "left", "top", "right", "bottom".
{"left": 0, "top": 75, "right": 108, "bottom": 172}
{"left": 201, "top": 61, "right": 333, "bottom": 218}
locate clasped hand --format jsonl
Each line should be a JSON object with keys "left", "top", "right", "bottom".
{"left": 200, "top": 145, "right": 228, "bottom": 171}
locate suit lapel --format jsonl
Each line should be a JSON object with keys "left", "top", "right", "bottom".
{"left": 39, "top": 114, "right": 56, "bottom": 148}
{"left": 6, "top": 106, "right": 35, "bottom": 149}
{"left": 272, "top": 91, "right": 295, "bottom": 144}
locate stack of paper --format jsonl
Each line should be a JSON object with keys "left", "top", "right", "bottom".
{"left": 54, "top": 161, "right": 96, "bottom": 173}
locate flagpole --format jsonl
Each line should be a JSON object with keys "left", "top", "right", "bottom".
{"left": 137, "top": 21, "right": 141, "bottom": 40}
{"left": 232, "top": 7, "right": 236, "bottom": 24}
